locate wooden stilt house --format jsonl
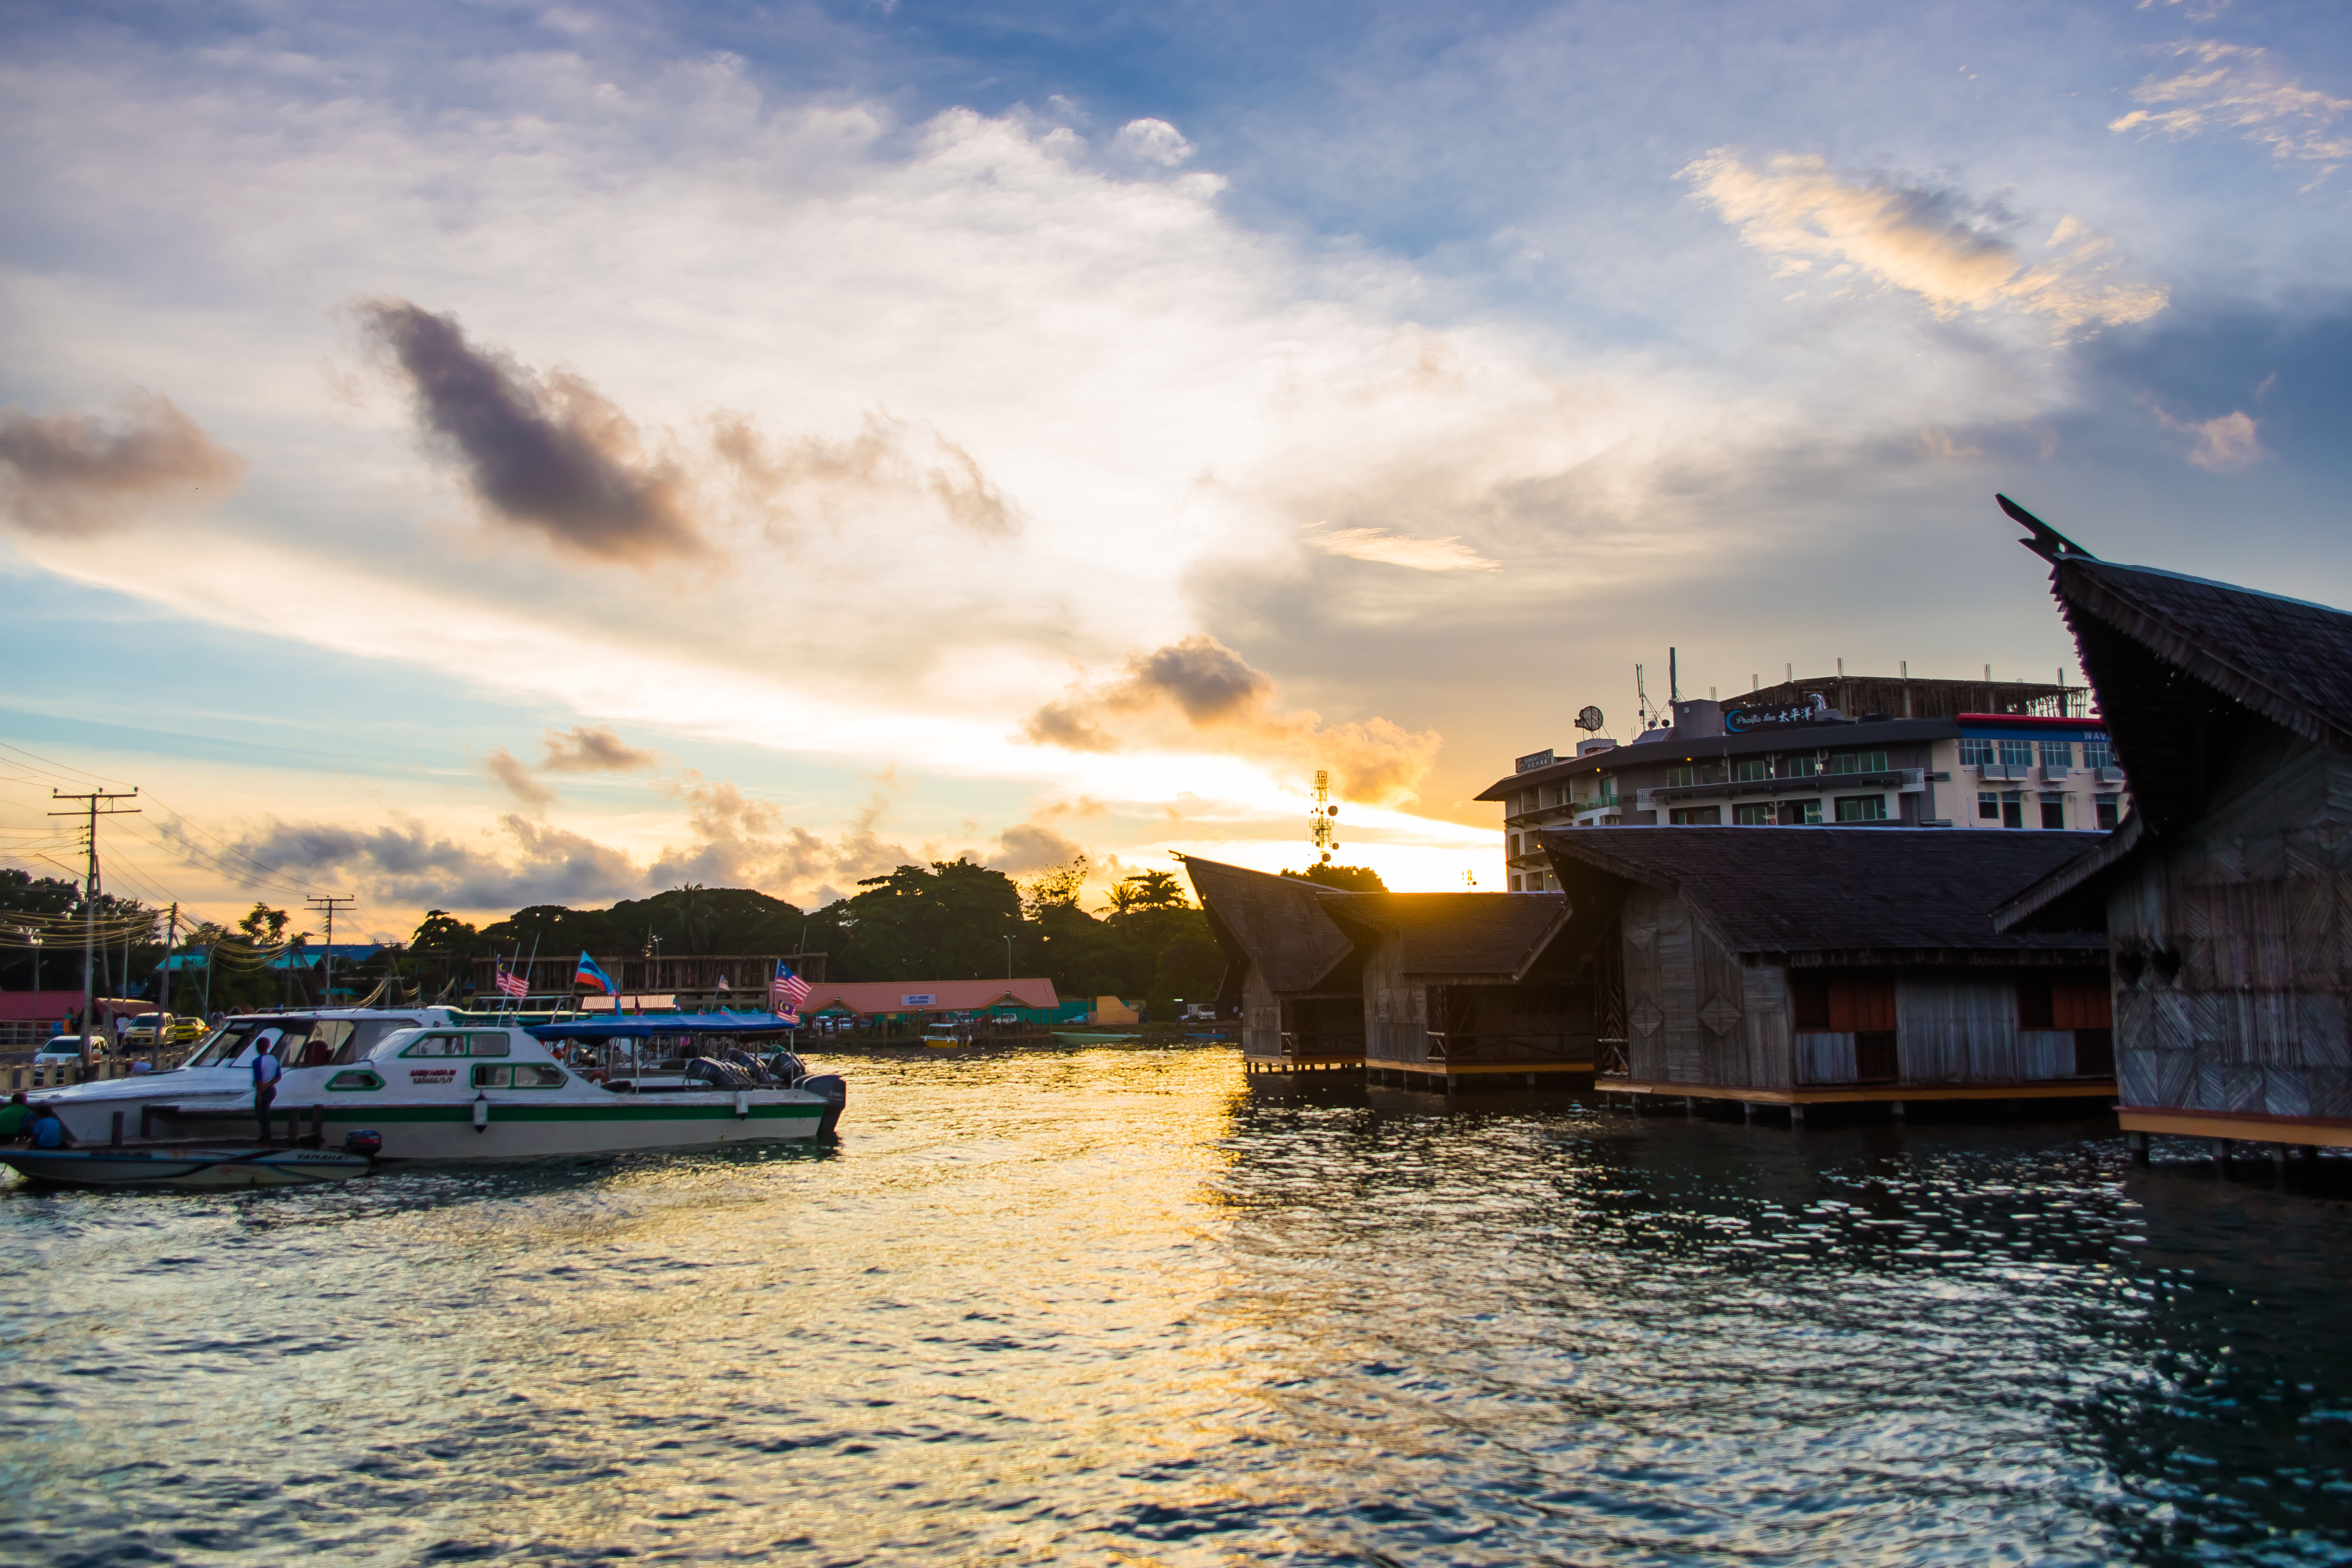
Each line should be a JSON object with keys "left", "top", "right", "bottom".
{"left": 1182, "top": 857, "right": 1587, "bottom": 1080}
{"left": 1992, "top": 502, "right": 2352, "bottom": 1150}
{"left": 1539, "top": 828, "right": 2114, "bottom": 1114}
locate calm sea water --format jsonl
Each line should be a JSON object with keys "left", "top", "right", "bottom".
{"left": 3, "top": 1048, "right": 2350, "bottom": 1566}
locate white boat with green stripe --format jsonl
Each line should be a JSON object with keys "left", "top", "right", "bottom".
{"left": 150, "top": 1018, "right": 845, "bottom": 1161}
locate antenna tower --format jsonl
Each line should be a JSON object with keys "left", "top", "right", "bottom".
{"left": 1309, "top": 770, "right": 1338, "bottom": 865}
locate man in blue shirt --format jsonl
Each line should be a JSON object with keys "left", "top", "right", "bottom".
{"left": 27, "top": 1104, "right": 69, "bottom": 1149}
{"left": 253, "top": 1045, "right": 284, "bottom": 1142}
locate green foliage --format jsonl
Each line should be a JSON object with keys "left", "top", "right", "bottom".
{"left": 1104, "top": 868, "right": 1188, "bottom": 914}
{"left": 831, "top": 860, "right": 1023, "bottom": 982}
{"left": 239, "top": 903, "right": 292, "bottom": 945}
{"left": 608, "top": 885, "right": 806, "bottom": 956}
{"left": 478, "top": 904, "right": 625, "bottom": 957}
{"left": 1020, "top": 856, "right": 1088, "bottom": 917}
{"left": 1280, "top": 863, "right": 1389, "bottom": 892}
{"left": 409, "top": 910, "right": 483, "bottom": 958}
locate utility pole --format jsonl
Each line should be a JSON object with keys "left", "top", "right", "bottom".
{"left": 160, "top": 901, "right": 179, "bottom": 1020}
{"left": 306, "top": 894, "right": 356, "bottom": 1009}
{"left": 49, "top": 789, "right": 139, "bottom": 1070}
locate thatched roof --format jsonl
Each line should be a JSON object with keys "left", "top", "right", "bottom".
{"left": 1179, "top": 858, "right": 1570, "bottom": 988}
{"left": 1179, "top": 856, "right": 1354, "bottom": 993}
{"left": 1541, "top": 827, "right": 2106, "bottom": 959}
{"left": 1323, "top": 892, "right": 1569, "bottom": 981}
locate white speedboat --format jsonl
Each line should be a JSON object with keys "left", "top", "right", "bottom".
{"left": 147, "top": 1013, "right": 844, "bottom": 1161}
{"left": 29, "top": 1006, "right": 471, "bottom": 1144}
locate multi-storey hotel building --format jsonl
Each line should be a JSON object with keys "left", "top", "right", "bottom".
{"left": 1479, "top": 681, "right": 2131, "bottom": 893}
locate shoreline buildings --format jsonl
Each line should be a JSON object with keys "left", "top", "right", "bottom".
{"left": 1482, "top": 677, "right": 2130, "bottom": 893}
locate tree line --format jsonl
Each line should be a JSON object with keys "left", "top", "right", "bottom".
{"left": 1, "top": 855, "right": 1389, "bottom": 1018}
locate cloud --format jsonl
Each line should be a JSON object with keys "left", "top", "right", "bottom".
{"left": 711, "top": 408, "right": 1019, "bottom": 539}
{"left": 539, "top": 725, "right": 659, "bottom": 773}
{"left": 485, "top": 747, "right": 557, "bottom": 809}
{"left": 1681, "top": 151, "right": 2169, "bottom": 334}
{"left": 2111, "top": 42, "right": 2352, "bottom": 170}
{"left": 991, "top": 819, "right": 1086, "bottom": 875}
{"left": 205, "top": 814, "right": 644, "bottom": 910}
{"left": 0, "top": 391, "right": 243, "bottom": 535}
{"left": 1021, "top": 634, "right": 1441, "bottom": 804}
{"left": 1304, "top": 522, "right": 1498, "bottom": 572}
{"left": 1112, "top": 118, "right": 1194, "bottom": 166}
{"left": 2155, "top": 407, "right": 2268, "bottom": 472}
{"left": 358, "top": 298, "right": 707, "bottom": 563}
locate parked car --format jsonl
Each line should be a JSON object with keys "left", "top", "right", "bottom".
{"left": 165, "top": 1016, "right": 209, "bottom": 1045}
{"left": 119, "top": 1013, "right": 168, "bottom": 1051}
{"left": 33, "top": 1036, "right": 101, "bottom": 1065}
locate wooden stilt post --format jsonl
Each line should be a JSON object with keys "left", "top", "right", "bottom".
{"left": 2210, "top": 1137, "right": 2229, "bottom": 1175}
{"left": 1890, "top": 1101, "right": 1905, "bottom": 1122}
{"left": 2129, "top": 1131, "right": 2150, "bottom": 1165}
{"left": 1789, "top": 1104, "right": 1806, "bottom": 1131}
{"left": 1742, "top": 1101, "right": 1754, "bottom": 1124}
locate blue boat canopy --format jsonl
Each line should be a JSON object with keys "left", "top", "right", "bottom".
{"left": 524, "top": 1012, "right": 799, "bottom": 1042}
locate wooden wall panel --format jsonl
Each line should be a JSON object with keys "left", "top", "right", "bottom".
{"left": 1795, "top": 1032, "right": 1857, "bottom": 1084}
{"left": 1656, "top": 896, "right": 1704, "bottom": 1082}
{"left": 1742, "top": 966, "right": 1792, "bottom": 1089}
{"left": 1243, "top": 964, "right": 1282, "bottom": 1060}
{"left": 1622, "top": 888, "right": 1666, "bottom": 1081}
{"left": 1361, "top": 934, "right": 1424, "bottom": 1065}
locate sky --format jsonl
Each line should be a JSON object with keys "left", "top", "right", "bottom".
{"left": 1, "top": 0, "right": 2348, "bottom": 941}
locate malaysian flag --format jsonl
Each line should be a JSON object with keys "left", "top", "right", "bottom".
{"left": 771, "top": 964, "right": 812, "bottom": 1015}
{"left": 495, "top": 966, "right": 528, "bottom": 998}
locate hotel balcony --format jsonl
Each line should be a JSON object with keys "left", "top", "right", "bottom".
{"left": 1634, "top": 768, "right": 1923, "bottom": 814}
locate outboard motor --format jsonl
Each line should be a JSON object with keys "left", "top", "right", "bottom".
{"left": 797, "top": 1074, "right": 848, "bottom": 1139}
{"left": 685, "top": 1056, "right": 755, "bottom": 1090}
{"left": 343, "top": 1130, "right": 384, "bottom": 1157}
{"left": 764, "top": 1050, "right": 808, "bottom": 1085}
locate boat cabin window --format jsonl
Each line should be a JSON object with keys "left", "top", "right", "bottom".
{"left": 474, "top": 1063, "right": 565, "bottom": 1089}
{"left": 328, "top": 1069, "right": 384, "bottom": 1092}
{"left": 400, "top": 1031, "right": 514, "bottom": 1058}
{"left": 329, "top": 1017, "right": 423, "bottom": 1066}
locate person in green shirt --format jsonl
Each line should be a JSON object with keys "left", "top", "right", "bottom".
{"left": 0, "top": 1092, "right": 31, "bottom": 1142}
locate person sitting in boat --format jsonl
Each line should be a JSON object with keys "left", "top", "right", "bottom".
{"left": 26, "top": 1103, "right": 72, "bottom": 1150}
{"left": 0, "top": 1092, "right": 29, "bottom": 1143}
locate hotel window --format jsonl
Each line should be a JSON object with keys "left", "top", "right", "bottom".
{"left": 1834, "top": 794, "right": 1888, "bottom": 823}
{"left": 1959, "top": 737, "right": 1995, "bottom": 768}
{"left": 1999, "top": 739, "right": 2033, "bottom": 769}
{"left": 1779, "top": 799, "right": 1823, "bottom": 825}
{"left": 1828, "top": 751, "right": 1888, "bottom": 776}
{"left": 1735, "top": 758, "right": 1771, "bottom": 782}
{"left": 1508, "top": 832, "right": 1521, "bottom": 857}
{"left": 1665, "top": 765, "right": 1696, "bottom": 787}
{"left": 2040, "top": 740, "right": 2074, "bottom": 770}
{"left": 2002, "top": 790, "right": 2024, "bottom": 829}
{"left": 2040, "top": 794, "right": 2067, "bottom": 830}
{"left": 2083, "top": 739, "right": 2114, "bottom": 771}
{"left": 1783, "top": 754, "right": 1818, "bottom": 780}
{"left": 1669, "top": 805, "right": 1723, "bottom": 824}
{"left": 1732, "top": 803, "right": 1774, "bottom": 825}
{"left": 2096, "top": 795, "right": 2121, "bottom": 831}
{"left": 1978, "top": 791, "right": 2000, "bottom": 820}
{"left": 1509, "top": 873, "right": 1524, "bottom": 891}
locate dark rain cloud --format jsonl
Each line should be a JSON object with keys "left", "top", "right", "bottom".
{"left": 359, "top": 298, "right": 705, "bottom": 563}
{"left": 0, "top": 391, "right": 243, "bottom": 535}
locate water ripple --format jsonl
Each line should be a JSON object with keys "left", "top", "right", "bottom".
{"left": 2, "top": 1051, "right": 2350, "bottom": 1564}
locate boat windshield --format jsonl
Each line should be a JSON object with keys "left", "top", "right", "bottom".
{"left": 182, "top": 1017, "right": 398, "bottom": 1069}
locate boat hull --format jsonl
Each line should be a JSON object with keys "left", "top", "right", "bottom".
{"left": 159, "top": 1095, "right": 836, "bottom": 1161}
{"left": 0, "top": 1147, "right": 371, "bottom": 1189}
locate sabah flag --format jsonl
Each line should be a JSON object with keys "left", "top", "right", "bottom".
{"left": 574, "top": 952, "right": 617, "bottom": 994}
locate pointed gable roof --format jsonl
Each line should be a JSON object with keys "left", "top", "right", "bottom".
{"left": 1179, "top": 856, "right": 1355, "bottom": 993}
{"left": 1320, "top": 892, "right": 1569, "bottom": 981}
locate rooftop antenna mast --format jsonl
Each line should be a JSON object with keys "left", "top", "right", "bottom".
{"left": 1634, "top": 664, "right": 1652, "bottom": 730}
{"left": 1309, "top": 770, "right": 1338, "bottom": 865}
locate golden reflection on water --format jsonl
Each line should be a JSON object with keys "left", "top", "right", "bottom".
{"left": 7, "top": 1049, "right": 2352, "bottom": 1564}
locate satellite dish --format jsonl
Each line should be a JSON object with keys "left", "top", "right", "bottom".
{"left": 1576, "top": 705, "right": 1605, "bottom": 733}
